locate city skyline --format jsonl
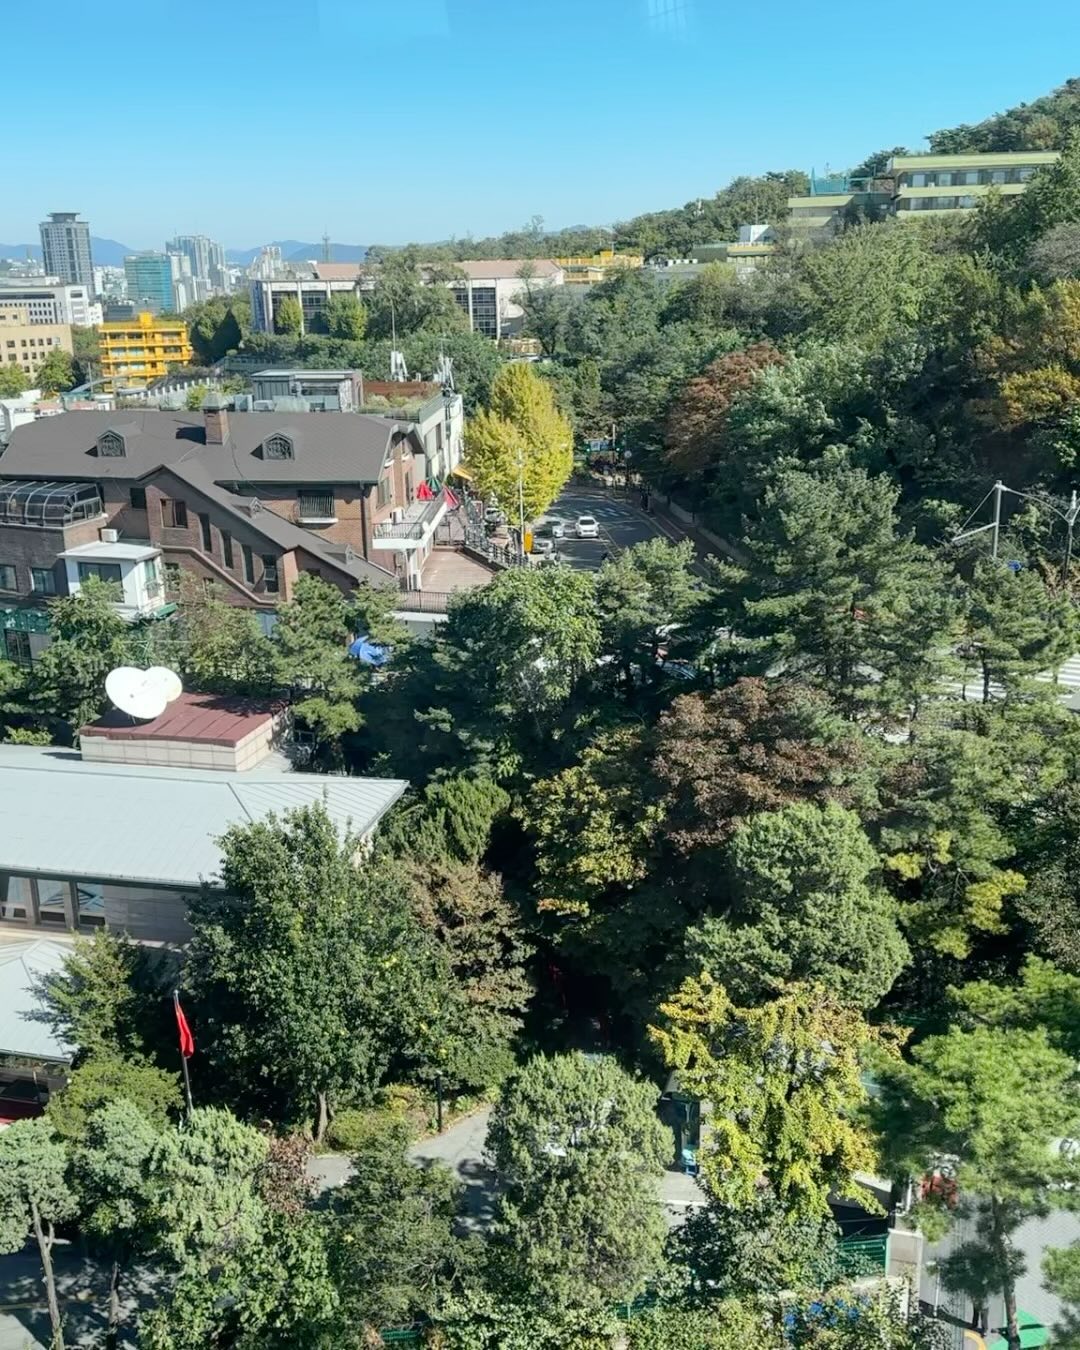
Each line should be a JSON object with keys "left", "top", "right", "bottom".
{"left": 4, "top": 0, "right": 1080, "bottom": 247}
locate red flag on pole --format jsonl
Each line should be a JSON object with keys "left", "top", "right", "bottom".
{"left": 174, "top": 993, "right": 195, "bottom": 1058}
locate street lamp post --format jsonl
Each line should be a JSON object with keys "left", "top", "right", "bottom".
{"left": 516, "top": 443, "right": 526, "bottom": 560}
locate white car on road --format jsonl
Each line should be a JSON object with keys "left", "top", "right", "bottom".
{"left": 575, "top": 515, "right": 599, "bottom": 539}
{"left": 531, "top": 536, "right": 555, "bottom": 557}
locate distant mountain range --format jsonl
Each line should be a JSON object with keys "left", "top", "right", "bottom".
{"left": 0, "top": 238, "right": 369, "bottom": 269}
{"left": 224, "top": 240, "right": 368, "bottom": 265}
{"left": 0, "top": 238, "right": 135, "bottom": 267}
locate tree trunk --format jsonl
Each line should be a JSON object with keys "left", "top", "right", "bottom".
{"left": 315, "top": 1090, "right": 329, "bottom": 1144}
{"left": 990, "top": 1196, "right": 1021, "bottom": 1350}
{"left": 30, "top": 1201, "right": 64, "bottom": 1350}
{"left": 106, "top": 1258, "right": 122, "bottom": 1350}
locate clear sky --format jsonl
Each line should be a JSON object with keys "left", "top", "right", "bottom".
{"left": 6, "top": 0, "right": 1080, "bottom": 250}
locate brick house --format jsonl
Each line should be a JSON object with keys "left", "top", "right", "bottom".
{"left": 0, "top": 406, "right": 451, "bottom": 657}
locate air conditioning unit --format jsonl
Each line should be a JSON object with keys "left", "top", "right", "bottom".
{"left": 100, "top": 528, "right": 119, "bottom": 543}
{"left": 391, "top": 508, "right": 405, "bottom": 524}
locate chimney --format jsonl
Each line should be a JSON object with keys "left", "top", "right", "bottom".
{"left": 203, "top": 391, "right": 230, "bottom": 445}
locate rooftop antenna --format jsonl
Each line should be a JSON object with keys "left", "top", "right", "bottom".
{"left": 434, "top": 353, "right": 455, "bottom": 391}
{"left": 105, "top": 665, "right": 183, "bottom": 722}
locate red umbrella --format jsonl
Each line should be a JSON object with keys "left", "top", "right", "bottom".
{"left": 415, "top": 481, "right": 435, "bottom": 500}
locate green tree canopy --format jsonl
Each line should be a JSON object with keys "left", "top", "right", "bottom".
{"left": 872, "top": 1023, "right": 1080, "bottom": 1350}
{"left": 487, "top": 1053, "right": 669, "bottom": 1313}
{"left": 185, "top": 804, "right": 447, "bottom": 1138}
{"left": 687, "top": 802, "right": 908, "bottom": 1008}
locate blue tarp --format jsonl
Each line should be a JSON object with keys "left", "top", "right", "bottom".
{"left": 348, "top": 636, "right": 391, "bottom": 666}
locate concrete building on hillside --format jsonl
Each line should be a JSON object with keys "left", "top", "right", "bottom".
{"left": 889, "top": 150, "right": 1059, "bottom": 218}
{"left": 0, "top": 306, "right": 72, "bottom": 381}
{"left": 249, "top": 261, "right": 371, "bottom": 334}
{"left": 0, "top": 281, "right": 100, "bottom": 327}
{"left": 554, "top": 250, "right": 642, "bottom": 287}
{"left": 785, "top": 172, "right": 892, "bottom": 238}
{"left": 38, "top": 213, "right": 93, "bottom": 291}
{"left": 447, "top": 259, "right": 564, "bottom": 339}
{"left": 98, "top": 311, "right": 192, "bottom": 391}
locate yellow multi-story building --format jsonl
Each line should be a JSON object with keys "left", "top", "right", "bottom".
{"left": 0, "top": 305, "right": 72, "bottom": 381}
{"left": 554, "top": 249, "right": 644, "bottom": 286}
{"left": 98, "top": 311, "right": 192, "bottom": 392}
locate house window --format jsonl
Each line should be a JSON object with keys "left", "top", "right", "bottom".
{"left": 76, "top": 882, "right": 105, "bottom": 929}
{"left": 199, "top": 512, "right": 212, "bottom": 550}
{"left": 262, "top": 556, "right": 279, "bottom": 593}
{"left": 222, "top": 531, "right": 234, "bottom": 568}
{"left": 3, "top": 630, "right": 31, "bottom": 666}
{"left": 298, "top": 490, "right": 335, "bottom": 520}
{"left": 161, "top": 499, "right": 188, "bottom": 528}
{"left": 242, "top": 544, "right": 254, "bottom": 584}
{"left": 263, "top": 433, "right": 294, "bottom": 460}
{"left": 78, "top": 561, "right": 122, "bottom": 586}
{"left": 0, "top": 876, "right": 32, "bottom": 924}
{"left": 377, "top": 476, "right": 392, "bottom": 508}
{"left": 30, "top": 567, "right": 56, "bottom": 594}
{"left": 130, "top": 487, "right": 146, "bottom": 510}
{"left": 36, "top": 879, "right": 72, "bottom": 927}
{"left": 97, "top": 431, "right": 126, "bottom": 457}
{"left": 0, "top": 564, "right": 16, "bottom": 591}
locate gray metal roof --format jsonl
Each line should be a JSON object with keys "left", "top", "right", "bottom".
{"left": 0, "top": 409, "right": 419, "bottom": 486}
{"left": 0, "top": 938, "right": 76, "bottom": 1062}
{"left": 0, "top": 747, "right": 407, "bottom": 890}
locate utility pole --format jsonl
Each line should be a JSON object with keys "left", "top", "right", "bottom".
{"left": 991, "top": 479, "right": 1003, "bottom": 561}
{"left": 1066, "top": 490, "right": 1079, "bottom": 583}
{"left": 517, "top": 443, "right": 527, "bottom": 558}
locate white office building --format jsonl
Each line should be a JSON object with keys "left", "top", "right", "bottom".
{"left": 0, "top": 281, "right": 101, "bottom": 327}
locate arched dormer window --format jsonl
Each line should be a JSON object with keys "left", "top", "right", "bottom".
{"left": 97, "top": 430, "right": 126, "bottom": 457}
{"left": 263, "top": 432, "right": 294, "bottom": 461}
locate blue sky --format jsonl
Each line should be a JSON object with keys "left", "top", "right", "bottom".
{"left": 6, "top": 0, "right": 1080, "bottom": 250}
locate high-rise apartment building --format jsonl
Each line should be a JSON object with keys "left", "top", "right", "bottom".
{"left": 39, "top": 213, "right": 94, "bottom": 291}
{"left": 166, "top": 235, "right": 227, "bottom": 291}
{"left": 123, "top": 253, "right": 174, "bottom": 314}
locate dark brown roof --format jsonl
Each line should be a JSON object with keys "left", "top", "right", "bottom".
{"left": 162, "top": 460, "right": 394, "bottom": 586}
{"left": 0, "top": 409, "right": 419, "bottom": 487}
{"left": 81, "top": 691, "right": 280, "bottom": 747}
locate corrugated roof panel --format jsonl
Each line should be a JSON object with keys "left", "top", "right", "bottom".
{"left": 0, "top": 748, "right": 407, "bottom": 889}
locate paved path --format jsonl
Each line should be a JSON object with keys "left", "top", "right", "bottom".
{"left": 308, "top": 1104, "right": 704, "bottom": 1233}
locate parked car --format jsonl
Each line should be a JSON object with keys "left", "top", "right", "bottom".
{"left": 575, "top": 515, "right": 599, "bottom": 538}
{"left": 484, "top": 504, "right": 505, "bottom": 525}
{"left": 531, "top": 536, "right": 555, "bottom": 556}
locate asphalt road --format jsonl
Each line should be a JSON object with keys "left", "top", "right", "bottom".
{"left": 540, "top": 483, "right": 686, "bottom": 571}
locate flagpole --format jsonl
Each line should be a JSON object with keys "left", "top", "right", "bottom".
{"left": 173, "top": 990, "right": 194, "bottom": 1119}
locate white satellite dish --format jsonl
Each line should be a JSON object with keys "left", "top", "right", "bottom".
{"left": 146, "top": 666, "right": 183, "bottom": 704}
{"left": 105, "top": 665, "right": 183, "bottom": 722}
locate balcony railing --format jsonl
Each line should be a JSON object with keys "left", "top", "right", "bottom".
{"left": 396, "top": 589, "right": 453, "bottom": 613}
{"left": 373, "top": 496, "right": 445, "bottom": 542}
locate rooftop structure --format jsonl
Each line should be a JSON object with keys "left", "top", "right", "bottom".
{"left": 80, "top": 691, "right": 286, "bottom": 772}
{"left": 0, "top": 743, "right": 408, "bottom": 940}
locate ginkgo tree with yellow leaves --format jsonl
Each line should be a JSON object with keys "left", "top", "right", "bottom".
{"left": 650, "top": 974, "right": 899, "bottom": 1220}
{"left": 463, "top": 361, "right": 573, "bottom": 519}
